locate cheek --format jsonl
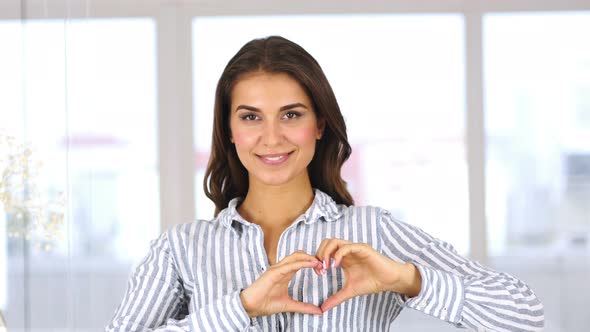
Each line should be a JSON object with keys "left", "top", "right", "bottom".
{"left": 290, "top": 126, "right": 319, "bottom": 146}
{"left": 231, "top": 128, "right": 257, "bottom": 148}
{"left": 231, "top": 131, "right": 255, "bottom": 167}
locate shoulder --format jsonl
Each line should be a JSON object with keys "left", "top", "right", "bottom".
{"left": 167, "top": 217, "right": 222, "bottom": 234}
{"left": 342, "top": 204, "right": 425, "bottom": 237}
{"left": 331, "top": 204, "right": 387, "bottom": 232}
{"left": 313, "top": 189, "right": 387, "bottom": 223}
{"left": 163, "top": 217, "right": 228, "bottom": 252}
{"left": 336, "top": 204, "right": 385, "bottom": 220}
{"left": 335, "top": 204, "right": 393, "bottom": 221}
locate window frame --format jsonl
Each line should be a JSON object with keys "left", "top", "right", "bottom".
{"left": 2, "top": 0, "right": 589, "bottom": 263}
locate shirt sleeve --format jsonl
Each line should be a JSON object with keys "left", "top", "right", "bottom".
{"left": 378, "top": 208, "right": 545, "bottom": 332}
{"left": 105, "top": 230, "right": 252, "bottom": 332}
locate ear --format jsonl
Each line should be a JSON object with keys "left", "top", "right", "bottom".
{"left": 316, "top": 118, "right": 326, "bottom": 140}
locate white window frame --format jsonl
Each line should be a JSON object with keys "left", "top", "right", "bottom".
{"left": 2, "top": 0, "right": 589, "bottom": 263}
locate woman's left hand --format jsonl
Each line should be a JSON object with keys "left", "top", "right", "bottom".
{"left": 314, "top": 238, "right": 422, "bottom": 313}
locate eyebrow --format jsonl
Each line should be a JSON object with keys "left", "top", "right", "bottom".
{"left": 234, "top": 103, "right": 308, "bottom": 113}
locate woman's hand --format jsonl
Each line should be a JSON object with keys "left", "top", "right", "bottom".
{"left": 314, "top": 239, "right": 422, "bottom": 312}
{"left": 240, "top": 250, "right": 323, "bottom": 317}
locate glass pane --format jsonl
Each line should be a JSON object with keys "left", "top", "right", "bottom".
{"left": 485, "top": 12, "right": 590, "bottom": 332}
{"left": 0, "top": 18, "right": 158, "bottom": 330}
{"left": 0, "top": 20, "right": 24, "bottom": 325}
{"left": 192, "top": 16, "right": 467, "bottom": 252}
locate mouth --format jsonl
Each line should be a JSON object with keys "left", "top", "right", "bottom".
{"left": 256, "top": 151, "right": 294, "bottom": 166}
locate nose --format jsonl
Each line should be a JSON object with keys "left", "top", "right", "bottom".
{"left": 261, "top": 119, "right": 283, "bottom": 147}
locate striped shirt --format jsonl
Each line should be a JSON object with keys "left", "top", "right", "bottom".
{"left": 106, "top": 189, "right": 544, "bottom": 331}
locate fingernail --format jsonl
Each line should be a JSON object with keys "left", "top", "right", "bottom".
{"left": 322, "top": 260, "right": 327, "bottom": 270}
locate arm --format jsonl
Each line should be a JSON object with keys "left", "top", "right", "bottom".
{"left": 105, "top": 230, "right": 251, "bottom": 332}
{"left": 379, "top": 209, "right": 544, "bottom": 331}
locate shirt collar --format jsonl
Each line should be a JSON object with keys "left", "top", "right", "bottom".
{"left": 218, "top": 188, "right": 343, "bottom": 231}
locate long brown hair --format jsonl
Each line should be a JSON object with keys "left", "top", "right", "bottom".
{"left": 204, "top": 36, "right": 354, "bottom": 216}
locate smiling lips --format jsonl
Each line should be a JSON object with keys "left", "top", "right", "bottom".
{"left": 257, "top": 152, "right": 294, "bottom": 165}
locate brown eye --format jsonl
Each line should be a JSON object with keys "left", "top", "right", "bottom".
{"left": 241, "top": 114, "right": 258, "bottom": 121}
{"left": 284, "top": 111, "right": 301, "bottom": 119}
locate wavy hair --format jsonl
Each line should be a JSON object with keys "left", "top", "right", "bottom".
{"left": 204, "top": 36, "right": 354, "bottom": 216}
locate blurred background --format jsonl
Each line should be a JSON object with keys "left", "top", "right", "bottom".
{"left": 0, "top": 0, "right": 589, "bottom": 331}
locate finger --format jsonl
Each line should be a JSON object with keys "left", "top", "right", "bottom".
{"left": 320, "top": 288, "right": 354, "bottom": 312}
{"left": 272, "top": 259, "right": 322, "bottom": 279}
{"left": 285, "top": 299, "right": 323, "bottom": 316}
{"left": 319, "top": 239, "right": 350, "bottom": 268}
{"left": 281, "top": 250, "right": 312, "bottom": 262}
{"left": 314, "top": 239, "right": 332, "bottom": 275}
{"left": 332, "top": 243, "right": 374, "bottom": 268}
{"left": 315, "top": 238, "right": 336, "bottom": 267}
{"left": 276, "top": 252, "right": 322, "bottom": 277}
{"left": 315, "top": 239, "right": 340, "bottom": 274}
{"left": 314, "top": 238, "right": 332, "bottom": 259}
{"left": 312, "top": 263, "right": 322, "bottom": 277}
{"left": 313, "top": 239, "right": 330, "bottom": 276}
{"left": 278, "top": 250, "right": 318, "bottom": 266}
{"left": 279, "top": 251, "right": 321, "bottom": 275}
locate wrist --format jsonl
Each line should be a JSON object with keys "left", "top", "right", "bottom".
{"left": 239, "top": 289, "right": 257, "bottom": 318}
{"left": 400, "top": 263, "right": 422, "bottom": 298}
{"left": 387, "top": 262, "right": 422, "bottom": 298}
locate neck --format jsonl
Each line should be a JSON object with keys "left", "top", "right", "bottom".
{"left": 238, "top": 175, "right": 315, "bottom": 233}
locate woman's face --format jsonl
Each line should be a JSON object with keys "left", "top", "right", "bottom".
{"left": 229, "top": 72, "right": 324, "bottom": 188}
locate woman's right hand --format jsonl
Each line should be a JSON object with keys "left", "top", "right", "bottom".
{"left": 239, "top": 250, "right": 323, "bottom": 317}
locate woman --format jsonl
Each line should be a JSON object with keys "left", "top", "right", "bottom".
{"left": 107, "top": 36, "right": 544, "bottom": 331}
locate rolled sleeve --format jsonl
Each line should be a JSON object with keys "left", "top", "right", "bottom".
{"left": 189, "top": 289, "right": 253, "bottom": 331}
{"left": 399, "top": 263, "right": 465, "bottom": 325}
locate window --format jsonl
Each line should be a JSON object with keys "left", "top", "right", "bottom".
{"left": 484, "top": 12, "right": 590, "bottom": 256}
{"left": 484, "top": 12, "right": 590, "bottom": 331}
{"left": 0, "top": 18, "right": 158, "bottom": 329}
{"left": 192, "top": 14, "right": 469, "bottom": 255}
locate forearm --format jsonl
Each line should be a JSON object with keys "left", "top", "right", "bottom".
{"left": 379, "top": 209, "right": 544, "bottom": 330}
{"left": 108, "top": 290, "right": 252, "bottom": 332}
{"left": 386, "top": 262, "right": 422, "bottom": 298}
{"left": 401, "top": 259, "right": 544, "bottom": 331}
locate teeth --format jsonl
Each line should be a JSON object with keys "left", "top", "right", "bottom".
{"left": 265, "top": 155, "right": 284, "bottom": 161}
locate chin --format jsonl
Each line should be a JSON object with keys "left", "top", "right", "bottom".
{"left": 249, "top": 168, "right": 302, "bottom": 187}
{"left": 257, "top": 175, "right": 294, "bottom": 187}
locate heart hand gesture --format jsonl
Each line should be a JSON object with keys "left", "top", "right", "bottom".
{"left": 314, "top": 239, "right": 422, "bottom": 312}
{"left": 239, "top": 250, "right": 323, "bottom": 317}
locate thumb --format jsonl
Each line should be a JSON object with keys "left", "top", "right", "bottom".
{"left": 284, "top": 299, "right": 323, "bottom": 316}
{"left": 320, "top": 288, "right": 353, "bottom": 312}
